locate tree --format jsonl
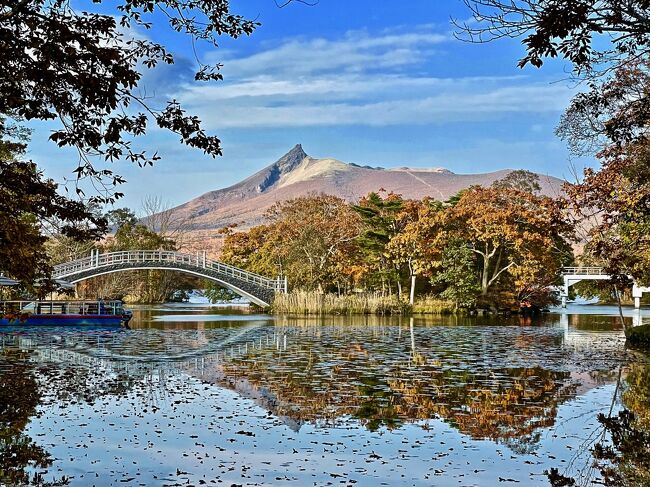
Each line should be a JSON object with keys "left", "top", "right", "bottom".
{"left": 558, "top": 57, "right": 650, "bottom": 154}
{"left": 456, "top": 1, "right": 650, "bottom": 75}
{"left": 220, "top": 224, "right": 284, "bottom": 279}
{"left": 106, "top": 208, "right": 138, "bottom": 229}
{"left": 222, "top": 195, "right": 363, "bottom": 292}
{"left": 140, "top": 195, "right": 190, "bottom": 248}
{"left": 439, "top": 186, "right": 573, "bottom": 306}
{"left": 547, "top": 362, "right": 650, "bottom": 486}
{"left": 561, "top": 59, "right": 650, "bottom": 291}
{"left": 109, "top": 217, "right": 174, "bottom": 252}
{"left": 385, "top": 225, "right": 421, "bottom": 304}
{"left": 268, "top": 194, "right": 363, "bottom": 292}
{"left": 353, "top": 192, "right": 405, "bottom": 293}
{"left": 430, "top": 239, "right": 480, "bottom": 309}
{"left": 72, "top": 207, "right": 188, "bottom": 302}
{"left": 353, "top": 192, "right": 422, "bottom": 297}
{"left": 1, "top": 0, "right": 272, "bottom": 203}
{"left": 384, "top": 198, "right": 438, "bottom": 303}
{"left": 0, "top": 120, "right": 105, "bottom": 291}
{"left": 492, "top": 170, "right": 541, "bottom": 194}
{"left": 457, "top": 1, "right": 650, "bottom": 313}
{"left": 0, "top": 351, "right": 58, "bottom": 486}
{"left": 104, "top": 210, "right": 178, "bottom": 302}
{"left": 204, "top": 283, "right": 239, "bottom": 303}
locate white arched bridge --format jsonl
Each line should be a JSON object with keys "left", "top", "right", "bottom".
{"left": 53, "top": 250, "right": 287, "bottom": 307}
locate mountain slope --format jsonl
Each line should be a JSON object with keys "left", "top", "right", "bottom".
{"left": 171, "top": 144, "right": 566, "bottom": 230}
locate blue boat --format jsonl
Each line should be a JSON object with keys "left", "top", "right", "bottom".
{"left": 0, "top": 300, "right": 132, "bottom": 327}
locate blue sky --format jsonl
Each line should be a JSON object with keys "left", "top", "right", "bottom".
{"left": 29, "top": 0, "right": 591, "bottom": 210}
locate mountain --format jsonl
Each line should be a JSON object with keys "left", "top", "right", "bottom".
{"left": 171, "top": 144, "right": 566, "bottom": 230}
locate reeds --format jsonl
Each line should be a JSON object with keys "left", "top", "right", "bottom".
{"left": 271, "top": 291, "right": 409, "bottom": 315}
{"left": 271, "top": 291, "right": 457, "bottom": 315}
{"left": 411, "top": 295, "right": 456, "bottom": 315}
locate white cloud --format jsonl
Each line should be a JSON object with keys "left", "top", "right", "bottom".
{"left": 172, "top": 26, "right": 576, "bottom": 130}
{"left": 215, "top": 28, "right": 449, "bottom": 78}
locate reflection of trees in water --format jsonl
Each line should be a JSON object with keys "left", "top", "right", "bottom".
{"left": 0, "top": 350, "right": 68, "bottom": 486}
{"left": 0, "top": 342, "right": 175, "bottom": 486}
{"left": 595, "top": 358, "right": 650, "bottom": 486}
{"left": 220, "top": 338, "right": 578, "bottom": 450}
{"left": 548, "top": 354, "right": 650, "bottom": 486}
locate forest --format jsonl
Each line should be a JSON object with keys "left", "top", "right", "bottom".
{"left": 219, "top": 171, "right": 573, "bottom": 313}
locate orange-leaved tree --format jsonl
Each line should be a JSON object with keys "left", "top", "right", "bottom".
{"left": 386, "top": 198, "right": 443, "bottom": 303}
{"left": 441, "top": 186, "right": 573, "bottom": 305}
{"left": 222, "top": 194, "right": 363, "bottom": 292}
{"left": 268, "top": 194, "right": 363, "bottom": 292}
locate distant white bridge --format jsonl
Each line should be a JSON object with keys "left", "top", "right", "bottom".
{"left": 560, "top": 267, "right": 650, "bottom": 308}
{"left": 53, "top": 250, "right": 287, "bottom": 307}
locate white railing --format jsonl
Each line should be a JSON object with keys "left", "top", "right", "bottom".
{"left": 561, "top": 266, "right": 607, "bottom": 276}
{"left": 0, "top": 300, "right": 125, "bottom": 316}
{"left": 53, "top": 250, "right": 285, "bottom": 292}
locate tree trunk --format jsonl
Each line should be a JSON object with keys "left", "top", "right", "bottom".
{"left": 481, "top": 255, "right": 490, "bottom": 295}
{"left": 614, "top": 284, "right": 629, "bottom": 333}
{"left": 409, "top": 274, "right": 416, "bottom": 305}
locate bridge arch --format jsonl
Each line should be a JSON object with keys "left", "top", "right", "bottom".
{"left": 53, "top": 250, "right": 286, "bottom": 307}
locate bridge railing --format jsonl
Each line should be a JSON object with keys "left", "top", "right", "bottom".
{"left": 561, "top": 266, "right": 607, "bottom": 276}
{"left": 53, "top": 250, "right": 285, "bottom": 291}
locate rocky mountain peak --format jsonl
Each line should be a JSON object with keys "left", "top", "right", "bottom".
{"left": 277, "top": 144, "right": 308, "bottom": 172}
{"left": 168, "top": 147, "right": 565, "bottom": 232}
{"left": 255, "top": 144, "right": 309, "bottom": 193}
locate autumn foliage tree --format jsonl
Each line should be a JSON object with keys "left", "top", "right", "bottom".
{"left": 223, "top": 185, "right": 572, "bottom": 309}
{"left": 560, "top": 58, "right": 650, "bottom": 286}
{"left": 222, "top": 194, "right": 363, "bottom": 292}
{"left": 458, "top": 1, "right": 650, "bottom": 293}
{"left": 0, "top": 120, "right": 105, "bottom": 291}
{"left": 443, "top": 187, "right": 573, "bottom": 305}
{"left": 220, "top": 224, "right": 284, "bottom": 278}
{"left": 395, "top": 185, "right": 573, "bottom": 308}
{"left": 385, "top": 198, "right": 442, "bottom": 303}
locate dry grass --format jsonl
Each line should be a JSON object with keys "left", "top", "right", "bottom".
{"left": 411, "top": 296, "right": 456, "bottom": 315}
{"left": 272, "top": 291, "right": 457, "bottom": 315}
{"left": 271, "top": 291, "right": 410, "bottom": 315}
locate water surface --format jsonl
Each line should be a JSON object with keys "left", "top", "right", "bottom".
{"left": 0, "top": 304, "right": 648, "bottom": 486}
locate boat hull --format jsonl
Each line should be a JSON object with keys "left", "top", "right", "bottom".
{"left": 0, "top": 314, "right": 127, "bottom": 327}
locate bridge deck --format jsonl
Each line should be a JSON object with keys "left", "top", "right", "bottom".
{"left": 559, "top": 267, "right": 649, "bottom": 309}
{"left": 53, "top": 250, "right": 286, "bottom": 306}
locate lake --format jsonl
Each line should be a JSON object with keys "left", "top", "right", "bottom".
{"left": 0, "top": 304, "right": 648, "bottom": 486}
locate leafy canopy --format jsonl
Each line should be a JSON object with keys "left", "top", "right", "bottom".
{"left": 457, "top": 0, "right": 650, "bottom": 74}
{"left": 1, "top": 0, "right": 267, "bottom": 203}
{"left": 0, "top": 120, "right": 106, "bottom": 290}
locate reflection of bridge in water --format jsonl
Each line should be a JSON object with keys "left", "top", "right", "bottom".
{"left": 2, "top": 325, "right": 303, "bottom": 428}
{"left": 1, "top": 325, "right": 289, "bottom": 378}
